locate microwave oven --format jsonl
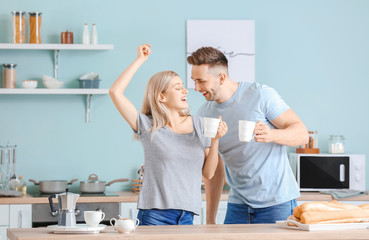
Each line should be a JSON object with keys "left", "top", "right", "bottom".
{"left": 289, "top": 153, "right": 366, "bottom": 191}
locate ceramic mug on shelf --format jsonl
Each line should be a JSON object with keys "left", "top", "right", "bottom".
{"left": 110, "top": 215, "right": 139, "bottom": 233}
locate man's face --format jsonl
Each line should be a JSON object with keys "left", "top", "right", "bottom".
{"left": 191, "top": 64, "right": 219, "bottom": 101}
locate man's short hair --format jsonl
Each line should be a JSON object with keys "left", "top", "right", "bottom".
{"left": 187, "top": 47, "right": 228, "bottom": 70}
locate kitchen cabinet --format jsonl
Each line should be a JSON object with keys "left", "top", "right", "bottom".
{"left": 120, "top": 202, "right": 138, "bottom": 220}
{"left": 120, "top": 201, "right": 227, "bottom": 225}
{"left": 0, "top": 226, "right": 6, "bottom": 240}
{"left": 9, "top": 204, "right": 32, "bottom": 228}
{"left": 0, "top": 43, "right": 114, "bottom": 123}
{"left": 0, "top": 205, "right": 9, "bottom": 226}
{"left": 0, "top": 204, "right": 31, "bottom": 240}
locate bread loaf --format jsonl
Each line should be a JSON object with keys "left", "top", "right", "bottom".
{"left": 301, "top": 209, "right": 369, "bottom": 224}
{"left": 299, "top": 201, "right": 360, "bottom": 213}
{"left": 288, "top": 201, "right": 369, "bottom": 225}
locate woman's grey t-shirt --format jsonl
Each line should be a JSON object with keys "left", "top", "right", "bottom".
{"left": 135, "top": 113, "right": 210, "bottom": 215}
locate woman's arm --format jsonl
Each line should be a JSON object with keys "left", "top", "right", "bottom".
{"left": 203, "top": 156, "right": 226, "bottom": 224}
{"left": 202, "top": 117, "right": 228, "bottom": 179}
{"left": 109, "top": 44, "right": 151, "bottom": 132}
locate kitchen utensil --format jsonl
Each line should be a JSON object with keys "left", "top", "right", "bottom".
{"left": 29, "top": 179, "right": 78, "bottom": 193}
{"left": 48, "top": 189, "right": 80, "bottom": 226}
{"left": 0, "top": 144, "right": 17, "bottom": 189}
{"left": 79, "top": 174, "right": 128, "bottom": 193}
{"left": 110, "top": 216, "right": 139, "bottom": 233}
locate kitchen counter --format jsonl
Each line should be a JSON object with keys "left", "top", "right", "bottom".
{"left": 0, "top": 191, "right": 368, "bottom": 204}
{"left": 7, "top": 224, "right": 369, "bottom": 240}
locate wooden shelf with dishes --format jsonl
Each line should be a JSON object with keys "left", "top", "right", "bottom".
{"left": 0, "top": 43, "right": 114, "bottom": 123}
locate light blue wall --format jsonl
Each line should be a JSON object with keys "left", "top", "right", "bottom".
{"left": 1, "top": 0, "right": 369, "bottom": 193}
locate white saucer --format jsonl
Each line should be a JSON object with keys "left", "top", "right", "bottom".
{"left": 47, "top": 224, "right": 106, "bottom": 234}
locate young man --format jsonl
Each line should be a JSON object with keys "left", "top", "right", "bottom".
{"left": 187, "top": 47, "right": 309, "bottom": 224}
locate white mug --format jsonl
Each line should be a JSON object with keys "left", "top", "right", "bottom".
{"left": 239, "top": 120, "right": 256, "bottom": 142}
{"left": 204, "top": 117, "right": 220, "bottom": 138}
{"left": 110, "top": 216, "right": 139, "bottom": 233}
{"left": 84, "top": 211, "right": 105, "bottom": 227}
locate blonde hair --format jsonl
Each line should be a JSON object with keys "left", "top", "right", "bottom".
{"left": 138, "top": 71, "right": 190, "bottom": 139}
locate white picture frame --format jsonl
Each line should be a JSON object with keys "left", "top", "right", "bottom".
{"left": 186, "top": 20, "right": 255, "bottom": 88}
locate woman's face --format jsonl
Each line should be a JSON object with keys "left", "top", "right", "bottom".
{"left": 161, "top": 76, "right": 189, "bottom": 111}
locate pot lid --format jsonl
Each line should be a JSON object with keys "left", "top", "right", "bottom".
{"left": 81, "top": 174, "right": 106, "bottom": 183}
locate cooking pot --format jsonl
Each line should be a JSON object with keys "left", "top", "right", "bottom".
{"left": 80, "top": 174, "right": 129, "bottom": 193}
{"left": 29, "top": 179, "right": 78, "bottom": 194}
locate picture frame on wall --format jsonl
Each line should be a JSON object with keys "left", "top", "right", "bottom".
{"left": 186, "top": 20, "right": 255, "bottom": 88}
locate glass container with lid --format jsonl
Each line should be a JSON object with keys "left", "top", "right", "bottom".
{"left": 12, "top": 11, "right": 26, "bottom": 43}
{"left": 29, "top": 12, "right": 42, "bottom": 43}
{"left": 2, "top": 64, "right": 17, "bottom": 88}
{"left": 329, "top": 135, "right": 345, "bottom": 154}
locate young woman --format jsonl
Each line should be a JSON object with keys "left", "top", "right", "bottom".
{"left": 109, "top": 44, "right": 228, "bottom": 225}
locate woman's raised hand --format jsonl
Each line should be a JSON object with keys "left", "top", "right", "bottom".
{"left": 137, "top": 44, "right": 152, "bottom": 61}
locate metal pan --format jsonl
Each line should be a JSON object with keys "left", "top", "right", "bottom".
{"left": 80, "top": 174, "right": 128, "bottom": 193}
{"left": 29, "top": 179, "right": 78, "bottom": 194}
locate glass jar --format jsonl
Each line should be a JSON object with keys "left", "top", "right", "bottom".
{"left": 29, "top": 12, "right": 42, "bottom": 44}
{"left": 308, "top": 131, "right": 318, "bottom": 148}
{"left": 329, "top": 135, "right": 345, "bottom": 154}
{"left": 12, "top": 11, "right": 26, "bottom": 43}
{"left": 2, "top": 64, "right": 17, "bottom": 88}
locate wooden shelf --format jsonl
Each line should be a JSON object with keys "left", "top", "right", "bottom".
{"left": 0, "top": 88, "right": 109, "bottom": 95}
{"left": 0, "top": 43, "right": 114, "bottom": 50}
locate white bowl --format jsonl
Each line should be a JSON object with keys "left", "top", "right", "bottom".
{"left": 22, "top": 80, "right": 38, "bottom": 89}
{"left": 42, "top": 75, "right": 58, "bottom": 82}
{"left": 43, "top": 81, "right": 64, "bottom": 89}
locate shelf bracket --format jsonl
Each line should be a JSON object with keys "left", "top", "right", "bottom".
{"left": 86, "top": 94, "right": 92, "bottom": 123}
{"left": 53, "top": 49, "right": 60, "bottom": 80}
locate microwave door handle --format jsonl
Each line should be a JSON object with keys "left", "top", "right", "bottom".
{"left": 339, "top": 164, "right": 345, "bottom": 182}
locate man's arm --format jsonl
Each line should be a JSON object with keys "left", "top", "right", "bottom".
{"left": 254, "top": 108, "right": 309, "bottom": 146}
{"left": 203, "top": 155, "right": 226, "bottom": 224}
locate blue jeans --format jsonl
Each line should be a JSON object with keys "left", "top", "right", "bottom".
{"left": 137, "top": 209, "right": 194, "bottom": 225}
{"left": 224, "top": 199, "right": 297, "bottom": 224}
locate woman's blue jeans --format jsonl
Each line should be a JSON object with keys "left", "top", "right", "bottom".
{"left": 137, "top": 209, "right": 194, "bottom": 225}
{"left": 224, "top": 199, "right": 297, "bottom": 224}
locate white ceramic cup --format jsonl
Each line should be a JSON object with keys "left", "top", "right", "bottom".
{"left": 239, "top": 120, "right": 256, "bottom": 142}
{"left": 84, "top": 211, "right": 105, "bottom": 227}
{"left": 204, "top": 117, "right": 221, "bottom": 138}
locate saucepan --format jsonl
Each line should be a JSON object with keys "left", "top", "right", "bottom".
{"left": 80, "top": 174, "right": 129, "bottom": 193}
{"left": 29, "top": 179, "right": 78, "bottom": 194}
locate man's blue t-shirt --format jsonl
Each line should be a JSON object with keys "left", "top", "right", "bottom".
{"left": 198, "top": 82, "right": 300, "bottom": 208}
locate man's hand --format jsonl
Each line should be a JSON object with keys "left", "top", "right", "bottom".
{"left": 254, "top": 121, "right": 274, "bottom": 143}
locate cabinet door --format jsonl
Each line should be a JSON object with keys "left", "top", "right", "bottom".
{"left": 120, "top": 202, "right": 139, "bottom": 220}
{"left": 215, "top": 201, "right": 227, "bottom": 224}
{"left": 0, "top": 226, "right": 7, "bottom": 240}
{"left": 193, "top": 201, "right": 206, "bottom": 225}
{"left": 9, "top": 204, "right": 32, "bottom": 228}
{"left": 0, "top": 205, "right": 9, "bottom": 226}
